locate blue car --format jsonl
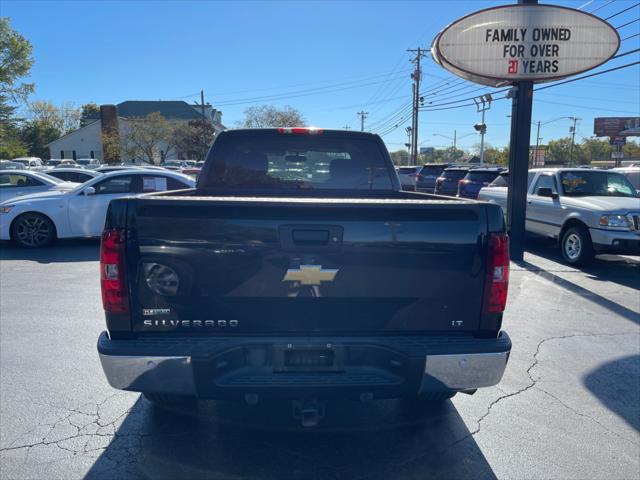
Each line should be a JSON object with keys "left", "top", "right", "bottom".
{"left": 434, "top": 166, "right": 470, "bottom": 196}
{"left": 457, "top": 167, "right": 504, "bottom": 199}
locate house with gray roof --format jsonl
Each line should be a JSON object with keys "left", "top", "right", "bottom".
{"left": 46, "top": 100, "right": 224, "bottom": 162}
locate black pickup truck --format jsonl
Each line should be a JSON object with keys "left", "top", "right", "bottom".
{"left": 98, "top": 128, "right": 511, "bottom": 425}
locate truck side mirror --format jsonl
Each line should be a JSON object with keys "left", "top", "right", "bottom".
{"left": 537, "top": 187, "right": 558, "bottom": 199}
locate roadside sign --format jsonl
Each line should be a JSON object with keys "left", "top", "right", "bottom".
{"left": 609, "top": 136, "right": 626, "bottom": 146}
{"left": 611, "top": 151, "right": 624, "bottom": 159}
{"left": 594, "top": 117, "right": 640, "bottom": 137}
{"left": 431, "top": 5, "right": 620, "bottom": 87}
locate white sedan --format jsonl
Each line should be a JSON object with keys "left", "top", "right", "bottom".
{"left": 0, "top": 170, "right": 80, "bottom": 204}
{"left": 0, "top": 169, "right": 195, "bottom": 247}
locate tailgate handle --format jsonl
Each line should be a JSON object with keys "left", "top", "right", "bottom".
{"left": 292, "top": 229, "right": 330, "bottom": 246}
{"left": 279, "top": 225, "right": 343, "bottom": 252}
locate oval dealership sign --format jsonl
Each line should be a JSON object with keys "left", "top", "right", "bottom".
{"left": 432, "top": 5, "right": 620, "bottom": 87}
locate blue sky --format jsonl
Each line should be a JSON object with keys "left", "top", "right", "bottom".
{"left": 3, "top": 0, "right": 639, "bottom": 153}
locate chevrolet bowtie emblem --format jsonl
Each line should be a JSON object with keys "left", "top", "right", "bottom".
{"left": 283, "top": 265, "right": 339, "bottom": 286}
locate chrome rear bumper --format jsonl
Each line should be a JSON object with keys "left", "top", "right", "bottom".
{"left": 419, "top": 351, "right": 509, "bottom": 393}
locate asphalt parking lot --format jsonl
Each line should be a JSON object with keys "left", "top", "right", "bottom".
{"left": 0, "top": 238, "right": 638, "bottom": 480}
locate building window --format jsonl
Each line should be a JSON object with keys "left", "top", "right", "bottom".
{"left": 72, "top": 151, "right": 77, "bottom": 160}
{"left": 60, "top": 150, "right": 64, "bottom": 159}
{"left": 90, "top": 150, "right": 95, "bottom": 159}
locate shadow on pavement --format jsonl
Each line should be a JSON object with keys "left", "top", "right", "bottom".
{"left": 84, "top": 397, "right": 496, "bottom": 480}
{"left": 0, "top": 239, "right": 99, "bottom": 263}
{"left": 524, "top": 236, "right": 640, "bottom": 291}
{"left": 584, "top": 355, "right": 640, "bottom": 432}
{"left": 516, "top": 258, "right": 640, "bottom": 326}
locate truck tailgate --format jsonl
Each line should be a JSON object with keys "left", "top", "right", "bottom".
{"left": 127, "top": 196, "right": 489, "bottom": 334}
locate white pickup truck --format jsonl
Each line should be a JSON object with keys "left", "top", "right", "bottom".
{"left": 478, "top": 168, "right": 640, "bottom": 265}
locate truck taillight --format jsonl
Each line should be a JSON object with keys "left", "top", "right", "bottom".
{"left": 278, "top": 127, "right": 323, "bottom": 135}
{"left": 100, "top": 228, "right": 129, "bottom": 314}
{"left": 482, "top": 233, "right": 510, "bottom": 314}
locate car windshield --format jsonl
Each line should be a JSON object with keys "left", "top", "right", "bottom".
{"left": 560, "top": 171, "right": 638, "bottom": 197}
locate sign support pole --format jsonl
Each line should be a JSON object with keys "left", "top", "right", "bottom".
{"left": 506, "top": 0, "right": 537, "bottom": 262}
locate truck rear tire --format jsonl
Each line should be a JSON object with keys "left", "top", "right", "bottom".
{"left": 402, "top": 391, "right": 456, "bottom": 419}
{"left": 142, "top": 393, "right": 198, "bottom": 414}
{"left": 560, "top": 226, "right": 594, "bottom": 266}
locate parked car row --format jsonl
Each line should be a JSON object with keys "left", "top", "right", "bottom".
{"left": 396, "top": 164, "right": 506, "bottom": 199}
{"left": 0, "top": 169, "right": 196, "bottom": 247}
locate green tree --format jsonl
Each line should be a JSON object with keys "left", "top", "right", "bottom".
{"left": 580, "top": 137, "right": 612, "bottom": 163}
{"left": 173, "top": 119, "right": 216, "bottom": 160}
{"left": 546, "top": 137, "right": 583, "bottom": 165}
{"left": 80, "top": 103, "right": 100, "bottom": 127}
{"left": 122, "top": 112, "right": 176, "bottom": 164}
{"left": 0, "top": 17, "right": 34, "bottom": 104}
{"left": 239, "top": 105, "right": 305, "bottom": 128}
{"left": 19, "top": 121, "right": 60, "bottom": 158}
{"left": 0, "top": 17, "right": 34, "bottom": 157}
{"left": 28, "top": 100, "right": 80, "bottom": 134}
{"left": 623, "top": 140, "right": 640, "bottom": 159}
{"left": 0, "top": 125, "right": 27, "bottom": 158}
{"left": 389, "top": 149, "right": 409, "bottom": 165}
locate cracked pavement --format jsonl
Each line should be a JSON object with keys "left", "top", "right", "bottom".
{"left": 1, "top": 238, "right": 639, "bottom": 479}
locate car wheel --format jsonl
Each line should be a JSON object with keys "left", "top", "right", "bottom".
{"left": 11, "top": 213, "right": 56, "bottom": 248}
{"left": 561, "top": 226, "right": 594, "bottom": 266}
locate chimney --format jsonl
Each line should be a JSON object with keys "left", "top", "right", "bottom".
{"left": 100, "top": 104, "right": 120, "bottom": 164}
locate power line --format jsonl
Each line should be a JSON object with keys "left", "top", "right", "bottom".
{"left": 622, "top": 32, "right": 640, "bottom": 41}
{"left": 589, "top": 0, "right": 617, "bottom": 14}
{"left": 615, "top": 17, "right": 640, "bottom": 29}
{"left": 612, "top": 47, "right": 640, "bottom": 58}
{"left": 604, "top": 2, "right": 639, "bottom": 21}
{"left": 213, "top": 68, "right": 411, "bottom": 98}
{"left": 535, "top": 60, "right": 640, "bottom": 91}
{"left": 213, "top": 74, "right": 407, "bottom": 106}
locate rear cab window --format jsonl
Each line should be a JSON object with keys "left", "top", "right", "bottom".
{"left": 199, "top": 130, "right": 395, "bottom": 192}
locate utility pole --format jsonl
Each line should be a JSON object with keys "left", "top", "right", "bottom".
{"left": 569, "top": 116, "right": 579, "bottom": 166}
{"left": 533, "top": 120, "right": 541, "bottom": 167}
{"left": 343, "top": 125, "right": 351, "bottom": 130}
{"left": 407, "top": 47, "right": 427, "bottom": 164}
{"left": 506, "top": 0, "right": 537, "bottom": 262}
{"left": 473, "top": 94, "right": 492, "bottom": 165}
{"left": 357, "top": 111, "right": 368, "bottom": 132}
{"left": 452, "top": 129, "right": 457, "bottom": 160}
{"left": 200, "top": 90, "right": 207, "bottom": 159}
